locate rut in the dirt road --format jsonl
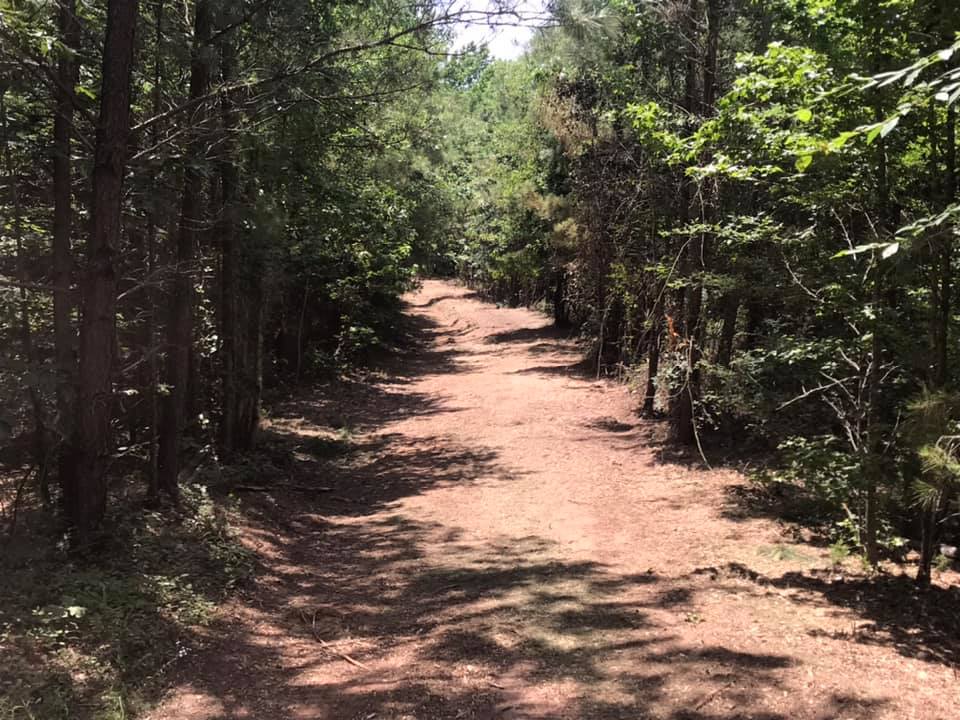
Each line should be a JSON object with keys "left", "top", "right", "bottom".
{"left": 148, "top": 281, "right": 959, "bottom": 720}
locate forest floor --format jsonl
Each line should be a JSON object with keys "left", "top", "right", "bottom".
{"left": 147, "top": 279, "right": 959, "bottom": 720}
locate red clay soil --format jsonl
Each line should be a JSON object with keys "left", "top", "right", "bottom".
{"left": 147, "top": 280, "right": 960, "bottom": 720}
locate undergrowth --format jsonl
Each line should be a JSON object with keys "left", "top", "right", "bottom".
{"left": 0, "top": 484, "right": 253, "bottom": 720}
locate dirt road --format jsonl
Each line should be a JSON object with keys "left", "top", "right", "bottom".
{"left": 149, "top": 280, "right": 959, "bottom": 720}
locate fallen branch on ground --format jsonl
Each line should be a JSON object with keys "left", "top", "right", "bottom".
{"left": 298, "top": 609, "right": 370, "bottom": 669}
{"left": 234, "top": 484, "right": 333, "bottom": 493}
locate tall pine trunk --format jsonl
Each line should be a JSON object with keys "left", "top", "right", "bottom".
{"left": 144, "top": 0, "right": 164, "bottom": 501}
{"left": 918, "top": 106, "right": 956, "bottom": 585}
{"left": 159, "top": 0, "right": 212, "bottom": 497}
{"left": 714, "top": 294, "right": 739, "bottom": 367}
{"left": 671, "top": 0, "right": 722, "bottom": 445}
{"left": 863, "top": 99, "right": 892, "bottom": 569}
{"left": 643, "top": 301, "right": 662, "bottom": 417}
{"left": 932, "top": 106, "right": 954, "bottom": 389}
{"left": 71, "top": 0, "right": 139, "bottom": 539}
{"left": 219, "top": 27, "right": 240, "bottom": 456}
{"left": 53, "top": 0, "right": 80, "bottom": 502}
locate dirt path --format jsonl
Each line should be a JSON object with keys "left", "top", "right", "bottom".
{"left": 149, "top": 280, "right": 959, "bottom": 720}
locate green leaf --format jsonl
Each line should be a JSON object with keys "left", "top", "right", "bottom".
{"left": 828, "top": 131, "right": 857, "bottom": 152}
{"left": 795, "top": 154, "right": 813, "bottom": 173}
{"left": 880, "top": 115, "right": 900, "bottom": 139}
{"left": 833, "top": 242, "right": 885, "bottom": 259}
{"left": 795, "top": 107, "right": 813, "bottom": 123}
{"left": 833, "top": 242, "right": 899, "bottom": 259}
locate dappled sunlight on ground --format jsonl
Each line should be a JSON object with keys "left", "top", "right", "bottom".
{"left": 147, "top": 280, "right": 960, "bottom": 720}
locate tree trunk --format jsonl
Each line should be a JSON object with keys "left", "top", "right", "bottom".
{"left": 701, "top": 0, "right": 723, "bottom": 113}
{"left": 553, "top": 268, "right": 567, "bottom": 326}
{"left": 918, "top": 106, "right": 956, "bottom": 585}
{"left": 863, "top": 266, "right": 883, "bottom": 568}
{"left": 671, "top": 0, "right": 720, "bottom": 445}
{"left": 916, "top": 492, "right": 947, "bottom": 586}
{"left": 864, "top": 101, "right": 891, "bottom": 569}
{"left": 932, "top": 106, "right": 954, "bottom": 389}
{"left": 159, "top": 0, "right": 212, "bottom": 498}
{"left": 236, "top": 259, "right": 265, "bottom": 451}
{"left": 53, "top": 0, "right": 81, "bottom": 502}
{"left": 743, "top": 298, "right": 764, "bottom": 349}
{"left": 144, "top": 0, "right": 164, "bottom": 501}
{"left": 669, "top": 0, "right": 698, "bottom": 444}
{"left": 643, "top": 307, "right": 662, "bottom": 417}
{"left": 714, "top": 293, "right": 739, "bottom": 367}
{"left": 218, "top": 31, "right": 240, "bottom": 456}
{"left": 296, "top": 280, "right": 310, "bottom": 382}
{"left": 672, "top": 287, "right": 702, "bottom": 445}
{"left": 71, "top": 0, "right": 139, "bottom": 539}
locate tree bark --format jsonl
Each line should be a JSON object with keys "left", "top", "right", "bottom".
{"left": 671, "top": 0, "right": 721, "bottom": 445}
{"left": 863, "top": 306, "right": 882, "bottom": 568}
{"left": 236, "top": 256, "right": 265, "bottom": 451}
{"left": 918, "top": 107, "right": 956, "bottom": 584}
{"left": 218, "top": 28, "right": 240, "bottom": 456}
{"left": 931, "top": 106, "right": 954, "bottom": 389}
{"left": 642, "top": 307, "right": 662, "bottom": 417}
{"left": 145, "top": 0, "right": 164, "bottom": 501}
{"left": 71, "top": 0, "right": 139, "bottom": 539}
{"left": 702, "top": 0, "right": 723, "bottom": 114}
{"left": 916, "top": 492, "right": 947, "bottom": 586}
{"left": 669, "top": 0, "right": 698, "bottom": 443}
{"left": 159, "top": 0, "right": 212, "bottom": 498}
{"left": 714, "top": 293, "right": 739, "bottom": 367}
{"left": 864, "top": 101, "right": 891, "bottom": 569}
{"left": 553, "top": 268, "right": 567, "bottom": 326}
{"left": 53, "top": 0, "right": 81, "bottom": 501}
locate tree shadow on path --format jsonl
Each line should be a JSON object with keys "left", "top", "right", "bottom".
{"left": 158, "top": 290, "right": 909, "bottom": 720}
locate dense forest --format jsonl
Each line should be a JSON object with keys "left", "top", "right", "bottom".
{"left": 1, "top": 0, "right": 959, "bottom": 717}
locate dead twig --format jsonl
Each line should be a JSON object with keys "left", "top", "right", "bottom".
{"left": 234, "top": 484, "right": 333, "bottom": 493}
{"left": 299, "top": 609, "right": 370, "bottom": 669}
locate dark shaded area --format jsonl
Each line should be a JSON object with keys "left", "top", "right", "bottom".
{"left": 720, "top": 482, "right": 835, "bottom": 543}
{"left": 0, "top": 485, "right": 256, "bottom": 720}
{"left": 511, "top": 359, "right": 595, "bottom": 378}
{"left": 776, "top": 571, "right": 960, "bottom": 667}
{"left": 485, "top": 324, "right": 571, "bottom": 346}
{"left": 584, "top": 417, "right": 635, "bottom": 434}
{"left": 268, "top": 308, "right": 469, "bottom": 432}
{"left": 692, "top": 562, "right": 960, "bottom": 669}
{"left": 410, "top": 291, "right": 480, "bottom": 308}
{"left": 464, "top": 315, "right": 599, "bottom": 381}
{"left": 526, "top": 340, "right": 572, "bottom": 355}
